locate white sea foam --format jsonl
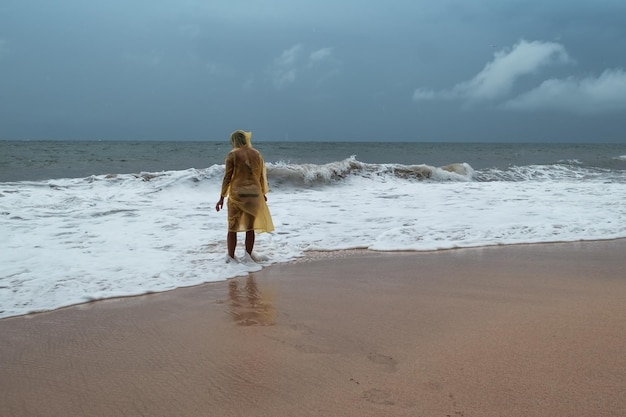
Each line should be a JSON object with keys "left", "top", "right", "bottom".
{"left": 1, "top": 161, "right": 625, "bottom": 318}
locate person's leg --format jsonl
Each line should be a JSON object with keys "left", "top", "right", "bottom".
{"left": 227, "top": 231, "right": 237, "bottom": 258}
{"left": 245, "top": 230, "right": 255, "bottom": 255}
{"left": 244, "top": 213, "right": 255, "bottom": 255}
{"left": 227, "top": 200, "right": 241, "bottom": 259}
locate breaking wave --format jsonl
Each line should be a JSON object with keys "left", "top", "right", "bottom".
{"left": 5, "top": 156, "right": 624, "bottom": 193}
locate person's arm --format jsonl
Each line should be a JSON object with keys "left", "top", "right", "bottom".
{"left": 215, "top": 196, "right": 225, "bottom": 211}
{"left": 259, "top": 154, "right": 269, "bottom": 197}
{"left": 216, "top": 153, "right": 234, "bottom": 212}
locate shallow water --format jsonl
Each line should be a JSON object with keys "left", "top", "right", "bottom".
{"left": 1, "top": 141, "right": 625, "bottom": 317}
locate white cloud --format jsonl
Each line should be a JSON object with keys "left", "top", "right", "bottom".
{"left": 277, "top": 44, "right": 302, "bottom": 67}
{"left": 270, "top": 44, "right": 302, "bottom": 88}
{"left": 308, "top": 47, "right": 333, "bottom": 65}
{"left": 274, "top": 68, "right": 296, "bottom": 88}
{"left": 412, "top": 89, "right": 437, "bottom": 100}
{"left": 413, "top": 39, "right": 571, "bottom": 102}
{"left": 307, "top": 47, "right": 341, "bottom": 86}
{"left": 413, "top": 39, "right": 626, "bottom": 114}
{"left": 269, "top": 44, "right": 339, "bottom": 89}
{"left": 503, "top": 69, "right": 626, "bottom": 113}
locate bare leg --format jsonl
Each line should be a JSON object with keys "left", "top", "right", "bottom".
{"left": 245, "top": 230, "right": 255, "bottom": 255}
{"left": 227, "top": 231, "right": 237, "bottom": 258}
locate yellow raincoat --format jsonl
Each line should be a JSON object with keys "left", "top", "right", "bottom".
{"left": 220, "top": 132, "right": 274, "bottom": 233}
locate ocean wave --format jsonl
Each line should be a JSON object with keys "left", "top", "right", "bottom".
{"left": 5, "top": 156, "right": 624, "bottom": 191}
{"left": 266, "top": 157, "right": 473, "bottom": 187}
{"left": 79, "top": 157, "right": 476, "bottom": 190}
{"left": 3, "top": 155, "right": 626, "bottom": 319}
{"left": 474, "top": 163, "right": 626, "bottom": 183}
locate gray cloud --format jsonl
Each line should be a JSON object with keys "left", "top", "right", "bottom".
{"left": 503, "top": 69, "right": 626, "bottom": 113}
{"left": 309, "top": 48, "right": 333, "bottom": 64}
{"left": 269, "top": 44, "right": 302, "bottom": 89}
{"left": 268, "top": 44, "right": 340, "bottom": 90}
{"left": 413, "top": 38, "right": 626, "bottom": 116}
{"left": 1, "top": 0, "right": 625, "bottom": 141}
{"left": 414, "top": 40, "right": 572, "bottom": 102}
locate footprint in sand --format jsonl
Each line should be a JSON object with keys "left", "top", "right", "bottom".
{"left": 289, "top": 322, "right": 314, "bottom": 335}
{"left": 362, "top": 388, "right": 394, "bottom": 405}
{"left": 293, "top": 343, "right": 326, "bottom": 354}
{"left": 367, "top": 353, "right": 398, "bottom": 372}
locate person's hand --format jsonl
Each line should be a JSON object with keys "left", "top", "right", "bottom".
{"left": 216, "top": 197, "right": 224, "bottom": 212}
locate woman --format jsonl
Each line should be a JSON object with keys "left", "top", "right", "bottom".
{"left": 215, "top": 130, "right": 274, "bottom": 262}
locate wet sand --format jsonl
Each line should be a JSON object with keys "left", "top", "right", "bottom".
{"left": 1, "top": 240, "right": 626, "bottom": 417}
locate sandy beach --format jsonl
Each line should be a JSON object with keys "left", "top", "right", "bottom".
{"left": 1, "top": 240, "right": 625, "bottom": 417}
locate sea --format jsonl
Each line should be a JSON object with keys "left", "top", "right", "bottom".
{"left": 1, "top": 140, "right": 626, "bottom": 319}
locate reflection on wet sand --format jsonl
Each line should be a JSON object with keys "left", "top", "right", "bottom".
{"left": 228, "top": 276, "right": 276, "bottom": 326}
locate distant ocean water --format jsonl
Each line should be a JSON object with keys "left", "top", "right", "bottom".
{"left": 1, "top": 140, "right": 626, "bottom": 318}
{"left": 2, "top": 141, "right": 626, "bottom": 182}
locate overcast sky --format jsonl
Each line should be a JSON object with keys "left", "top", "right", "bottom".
{"left": 1, "top": 0, "right": 625, "bottom": 142}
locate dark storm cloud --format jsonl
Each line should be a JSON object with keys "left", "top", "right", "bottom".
{"left": 1, "top": 0, "right": 625, "bottom": 142}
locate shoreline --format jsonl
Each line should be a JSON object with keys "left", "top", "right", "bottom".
{"left": 1, "top": 239, "right": 626, "bottom": 416}
{"left": 2, "top": 238, "right": 625, "bottom": 322}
